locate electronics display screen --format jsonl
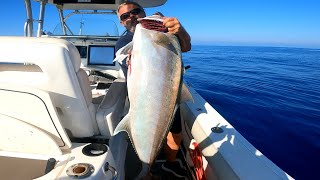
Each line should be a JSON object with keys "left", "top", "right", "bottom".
{"left": 88, "top": 45, "right": 115, "bottom": 66}
{"left": 76, "top": 46, "right": 87, "bottom": 58}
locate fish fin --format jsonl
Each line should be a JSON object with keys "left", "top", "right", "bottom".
{"left": 113, "top": 115, "right": 130, "bottom": 135}
{"left": 113, "top": 41, "right": 133, "bottom": 64}
{"left": 180, "top": 82, "right": 194, "bottom": 103}
{"left": 134, "top": 163, "right": 149, "bottom": 180}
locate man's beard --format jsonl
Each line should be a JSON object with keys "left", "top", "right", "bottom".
{"left": 126, "top": 18, "right": 139, "bottom": 33}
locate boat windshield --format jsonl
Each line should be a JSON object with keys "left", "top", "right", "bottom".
{"left": 50, "top": 12, "right": 121, "bottom": 36}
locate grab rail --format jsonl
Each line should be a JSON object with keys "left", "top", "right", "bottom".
{"left": 103, "top": 162, "right": 117, "bottom": 180}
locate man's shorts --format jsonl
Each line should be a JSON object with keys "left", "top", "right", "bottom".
{"left": 169, "top": 107, "right": 182, "bottom": 134}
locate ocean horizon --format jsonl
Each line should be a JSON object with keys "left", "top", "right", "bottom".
{"left": 182, "top": 45, "right": 320, "bottom": 180}
{"left": 192, "top": 42, "right": 320, "bottom": 50}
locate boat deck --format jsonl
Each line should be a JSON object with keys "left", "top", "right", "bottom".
{"left": 124, "top": 142, "right": 194, "bottom": 179}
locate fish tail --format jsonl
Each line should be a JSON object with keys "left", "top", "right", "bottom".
{"left": 134, "top": 163, "right": 149, "bottom": 180}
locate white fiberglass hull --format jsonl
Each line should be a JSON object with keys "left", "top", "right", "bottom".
{"left": 180, "top": 81, "right": 293, "bottom": 180}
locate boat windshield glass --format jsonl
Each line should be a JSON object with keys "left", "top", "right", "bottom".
{"left": 50, "top": 12, "right": 120, "bottom": 36}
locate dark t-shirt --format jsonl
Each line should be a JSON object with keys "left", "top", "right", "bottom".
{"left": 115, "top": 31, "right": 134, "bottom": 52}
{"left": 115, "top": 31, "right": 134, "bottom": 77}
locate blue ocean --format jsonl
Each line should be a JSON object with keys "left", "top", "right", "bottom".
{"left": 182, "top": 45, "right": 320, "bottom": 180}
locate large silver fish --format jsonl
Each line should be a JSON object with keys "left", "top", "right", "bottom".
{"left": 113, "top": 21, "right": 183, "bottom": 178}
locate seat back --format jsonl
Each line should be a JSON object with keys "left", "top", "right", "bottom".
{"left": 96, "top": 78, "right": 128, "bottom": 137}
{"left": 0, "top": 36, "right": 99, "bottom": 138}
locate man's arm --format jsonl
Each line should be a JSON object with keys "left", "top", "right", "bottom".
{"left": 176, "top": 25, "right": 191, "bottom": 52}
{"left": 163, "top": 17, "right": 191, "bottom": 52}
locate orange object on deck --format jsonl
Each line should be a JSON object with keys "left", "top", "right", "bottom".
{"left": 190, "top": 141, "right": 206, "bottom": 180}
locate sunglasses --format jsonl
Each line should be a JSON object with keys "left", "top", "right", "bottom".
{"left": 120, "top": 8, "right": 142, "bottom": 21}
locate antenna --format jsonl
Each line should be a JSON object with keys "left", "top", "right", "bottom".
{"left": 79, "top": 15, "right": 84, "bottom": 35}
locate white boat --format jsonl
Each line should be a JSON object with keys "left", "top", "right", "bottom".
{"left": 0, "top": 0, "right": 294, "bottom": 179}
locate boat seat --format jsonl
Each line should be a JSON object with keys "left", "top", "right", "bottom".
{"left": 96, "top": 78, "right": 127, "bottom": 137}
{"left": 0, "top": 37, "right": 103, "bottom": 138}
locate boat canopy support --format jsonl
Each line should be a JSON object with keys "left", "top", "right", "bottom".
{"left": 24, "top": 0, "right": 166, "bottom": 37}
{"left": 37, "top": 0, "right": 47, "bottom": 37}
{"left": 24, "top": 0, "right": 33, "bottom": 37}
{"left": 57, "top": 9, "right": 117, "bottom": 36}
{"left": 24, "top": 0, "right": 48, "bottom": 37}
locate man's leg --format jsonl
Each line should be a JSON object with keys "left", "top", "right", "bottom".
{"left": 164, "top": 131, "right": 182, "bottom": 162}
{"left": 165, "top": 106, "right": 182, "bottom": 161}
{"left": 162, "top": 107, "right": 187, "bottom": 178}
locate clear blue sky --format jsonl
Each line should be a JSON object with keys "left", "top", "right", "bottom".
{"left": 1, "top": 0, "right": 320, "bottom": 48}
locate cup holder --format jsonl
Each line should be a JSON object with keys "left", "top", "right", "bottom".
{"left": 82, "top": 143, "right": 108, "bottom": 156}
{"left": 66, "top": 163, "right": 94, "bottom": 178}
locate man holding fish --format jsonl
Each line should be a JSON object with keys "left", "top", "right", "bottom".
{"left": 114, "top": 1, "right": 191, "bottom": 179}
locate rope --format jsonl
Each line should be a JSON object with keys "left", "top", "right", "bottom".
{"left": 190, "top": 141, "right": 206, "bottom": 180}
